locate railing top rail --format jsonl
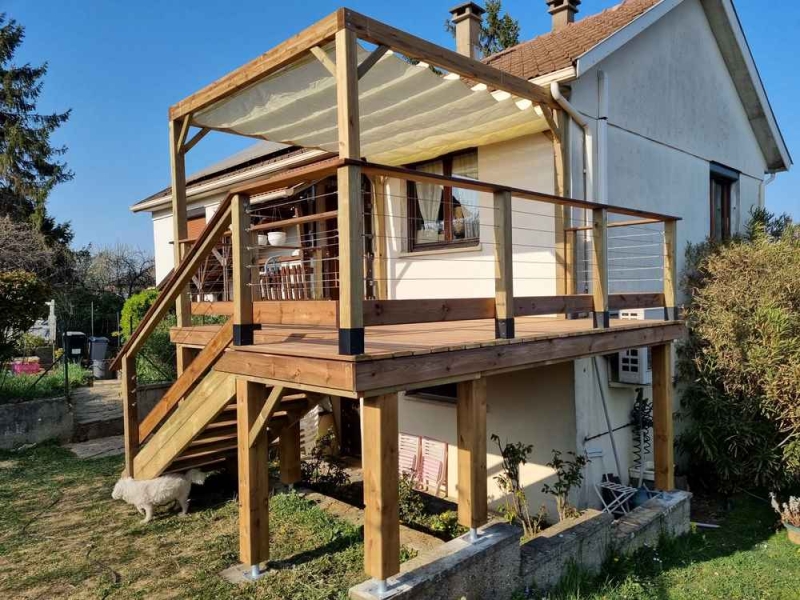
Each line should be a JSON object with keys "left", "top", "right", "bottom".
{"left": 351, "top": 160, "right": 681, "bottom": 223}
{"left": 223, "top": 157, "right": 680, "bottom": 223}
{"left": 109, "top": 192, "right": 235, "bottom": 372}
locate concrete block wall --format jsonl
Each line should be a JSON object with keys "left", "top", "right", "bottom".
{"left": 0, "top": 397, "right": 73, "bottom": 449}
{"left": 349, "top": 491, "right": 692, "bottom": 599}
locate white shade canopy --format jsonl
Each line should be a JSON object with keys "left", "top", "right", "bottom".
{"left": 193, "top": 43, "right": 548, "bottom": 166}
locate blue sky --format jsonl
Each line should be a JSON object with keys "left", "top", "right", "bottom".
{"left": 7, "top": 0, "right": 798, "bottom": 254}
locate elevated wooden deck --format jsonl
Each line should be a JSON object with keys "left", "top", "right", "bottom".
{"left": 171, "top": 316, "right": 685, "bottom": 398}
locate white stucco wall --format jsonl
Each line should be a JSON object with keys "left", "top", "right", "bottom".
{"left": 568, "top": 0, "right": 766, "bottom": 295}
{"left": 564, "top": 0, "right": 771, "bottom": 505}
{"left": 151, "top": 193, "right": 227, "bottom": 285}
{"left": 399, "top": 362, "right": 577, "bottom": 519}
{"left": 383, "top": 133, "right": 557, "bottom": 300}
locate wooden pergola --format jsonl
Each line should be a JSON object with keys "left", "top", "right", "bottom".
{"left": 115, "top": 7, "right": 682, "bottom": 590}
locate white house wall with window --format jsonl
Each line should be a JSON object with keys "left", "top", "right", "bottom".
{"left": 383, "top": 133, "right": 558, "bottom": 300}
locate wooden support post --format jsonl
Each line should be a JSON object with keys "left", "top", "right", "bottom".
{"left": 565, "top": 229, "right": 576, "bottom": 295}
{"left": 651, "top": 343, "right": 675, "bottom": 490}
{"left": 456, "top": 378, "right": 487, "bottom": 530}
{"left": 279, "top": 421, "right": 302, "bottom": 485}
{"left": 591, "top": 208, "right": 609, "bottom": 328}
{"left": 371, "top": 176, "right": 389, "bottom": 301}
{"left": 121, "top": 354, "right": 138, "bottom": 477}
{"left": 494, "top": 190, "right": 514, "bottom": 339}
{"left": 169, "top": 117, "right": 194, "bottom": 375}
{"left": 232, "top": 193, "right": 256, "bottom": 345}
{"left": 336, "top": 27, "right": 364, "bottom": 355}
{"left": 549, "top": 111, "right": 571, "bottom": 313}
{"left": 237, "top": 378, "right": 270, "bottom": 567}
{"left": 362, "top": 393, "right": 400, "bottom": 581}
{"left": 663, "top": 220, "right": 677, "bottom": 320}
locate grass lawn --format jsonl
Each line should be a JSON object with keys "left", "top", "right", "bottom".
{"left": 0, "top": 443, "right": 367, "bottom": 599}
{"left": 543, "top": 494, "right": 800, "bottom": 600}
{"left": 3, "top": 443, "right": 799, "bottom": 600}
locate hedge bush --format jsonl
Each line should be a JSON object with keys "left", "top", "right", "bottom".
{"left": 677, "top": 210, "right": 800, "bottom": 492}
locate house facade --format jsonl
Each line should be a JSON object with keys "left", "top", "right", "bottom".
{"left": 130, "top": 0, "right": 788, "bottom": 519}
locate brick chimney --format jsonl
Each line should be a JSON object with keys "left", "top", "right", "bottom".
{"left": 546, "top": 0, "right": 580, "bottom": 31}
{"left": 449, "top": 2, "right": 485, "bottom": 59}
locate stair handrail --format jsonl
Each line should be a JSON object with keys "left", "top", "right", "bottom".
{"left": 109, "top": 192, "right": 234, "bottom": 372}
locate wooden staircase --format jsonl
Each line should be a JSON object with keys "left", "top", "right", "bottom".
{"left": 133, "top": 366, "right": 322, "bottom": 479}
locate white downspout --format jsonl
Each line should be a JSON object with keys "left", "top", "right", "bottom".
{"left": 759, "top": 173, "right": 776, "bottom": 209}
{"left": 550, "top": 81, "right": 594, "bottom": 203}
{"left": 550, "top": 81, "right": 596, "bottom": 295}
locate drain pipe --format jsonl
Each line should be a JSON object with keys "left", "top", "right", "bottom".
{"left": 550, "top": 81, "right": 594, "bottom": 203}
{"left": 759, "top": 173, "right": 776, "bottom": 209}
{"left": 551, "top": 81, "right": 594, "bottom": 293}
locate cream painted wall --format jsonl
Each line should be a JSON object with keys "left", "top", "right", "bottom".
{"left": 399, "top": 362, "right": 577, "bottom": 518}
{"left": 383, "top": 133, "right": 557, "bottom": 300}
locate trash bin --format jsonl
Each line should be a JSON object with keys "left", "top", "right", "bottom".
{"left": 64, "top": 331, "right": 87, "bottom": 364}
{"left": 88, "top": 336, "right": 109, "bottom": 361}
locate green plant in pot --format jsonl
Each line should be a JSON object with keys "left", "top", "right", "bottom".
{"left": 770, "top": 493, "right": 800, "bottom": 544}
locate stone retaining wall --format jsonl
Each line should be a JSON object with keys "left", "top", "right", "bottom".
{"left": 0, "top": 396, "right": 73, "bottom": 449}
{"left": 349, "top": 491, "right": 693, "bottom": 600}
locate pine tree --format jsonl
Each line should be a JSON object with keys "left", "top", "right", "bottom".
{"left": 446, "top": 0, "right": 521, "bottom": 58}
{"left": 0, "top": 14, "right": 73, "bottom": 246}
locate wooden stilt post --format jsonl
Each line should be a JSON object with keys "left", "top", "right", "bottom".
{"left": 651, "top": 343, "right": 675, "bottom": 490}
{"left": 169, "top": 117, "right": 194, "bottom": 374}
{"left": 457, "top": 378, "right": 487, "bottom": 531}
{"left": 279, "top": 421, "right": 302, "bottom": 486}
{"left": 591, "top": 208, "right": 609, "bottom": 328}
{"left": 237, "top": 378, "right": 269, "bottom": 570}
{"left": 231, "top": 193, "right": 256, "bottom": 345}
{"left": 494, "top": 190, "right": 514, "bottom": 339}
{"left": 335, "top": 27, "right": 364, "bottom": 355}
{"left": 121, "top": 353, "right": 138, "bottom": 477}
{"left": 362, "top": 393, "right": 400, "bottom": 583}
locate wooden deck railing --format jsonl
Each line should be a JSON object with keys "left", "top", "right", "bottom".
{"left": 184, "top": 158, "right": 679, "bottom": 353}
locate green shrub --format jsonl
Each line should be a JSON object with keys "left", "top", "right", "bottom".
{"left": 0, "top": 363, "right": 90, "bottom": 403}
{"left": 14, "top": 333, "right": 49, "bottom": 355}
{"left": 120, "top": 289, "right": 176, "bottom": 383}
{"left": 677, "top": 209, "right": 800, "bottom": 492}
{"left": 0, "top": 271, "right": 49, "bottom": 364}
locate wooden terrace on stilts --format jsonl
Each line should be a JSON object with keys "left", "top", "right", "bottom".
{"left": 112, "top": 7, "right": 684, "bottom": 589}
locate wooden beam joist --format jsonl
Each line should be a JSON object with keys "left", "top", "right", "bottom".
{"left": 310, "top": 45, "right": 337, "bottom": 76}
{"left": 248, "top": 385, "right": 286, "bottom": 448}
{"left": 169, "top": 11, "right": 341, "bottom": 120}
{"left": 342, "top": 9, "right": 553, "bottom": 107}
{"left": 357, "top": 44, "right": 389, "bottom": 80}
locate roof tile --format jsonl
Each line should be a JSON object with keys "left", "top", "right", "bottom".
{"left": 484, "top": 0, "right": 661, "bottom": 80}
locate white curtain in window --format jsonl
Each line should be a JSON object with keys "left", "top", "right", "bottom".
{"left": 415, "top": 161, "right": 443, "bottom": 244}
{"left": 451, "top": 153, "right": 479, "bottom": 239}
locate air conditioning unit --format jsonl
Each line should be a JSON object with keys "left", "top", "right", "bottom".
{"left": 616, "top": 309, "right": 652, "bottom": 385}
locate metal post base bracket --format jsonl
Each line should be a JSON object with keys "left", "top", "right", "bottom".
{"left": 242, "top": 563, "right": 269, "bottom": 581}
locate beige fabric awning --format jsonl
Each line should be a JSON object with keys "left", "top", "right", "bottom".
{"left": 193, "top": 43, "right": 548, "bottom": 166}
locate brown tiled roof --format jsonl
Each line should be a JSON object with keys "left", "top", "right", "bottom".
{"left": 484, "top": 0, "right": 662, "bottom": 80}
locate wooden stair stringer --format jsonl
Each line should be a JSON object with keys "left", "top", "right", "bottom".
{"left": 133, "top": 369, "right": 236, "bottom": 480}
{"left": 138, "top": 319, "right": 234, "bottom": 444}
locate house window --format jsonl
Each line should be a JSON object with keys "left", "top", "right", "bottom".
{"left": 710, "top": 163, "right": 738, "bottom": 241}
{"left": 407, "top": 150, "right": 480, "bottom": 251}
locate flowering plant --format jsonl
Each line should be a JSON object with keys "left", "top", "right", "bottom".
{"left": 770, "top": 493, "right": 800, "bottom": 527}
